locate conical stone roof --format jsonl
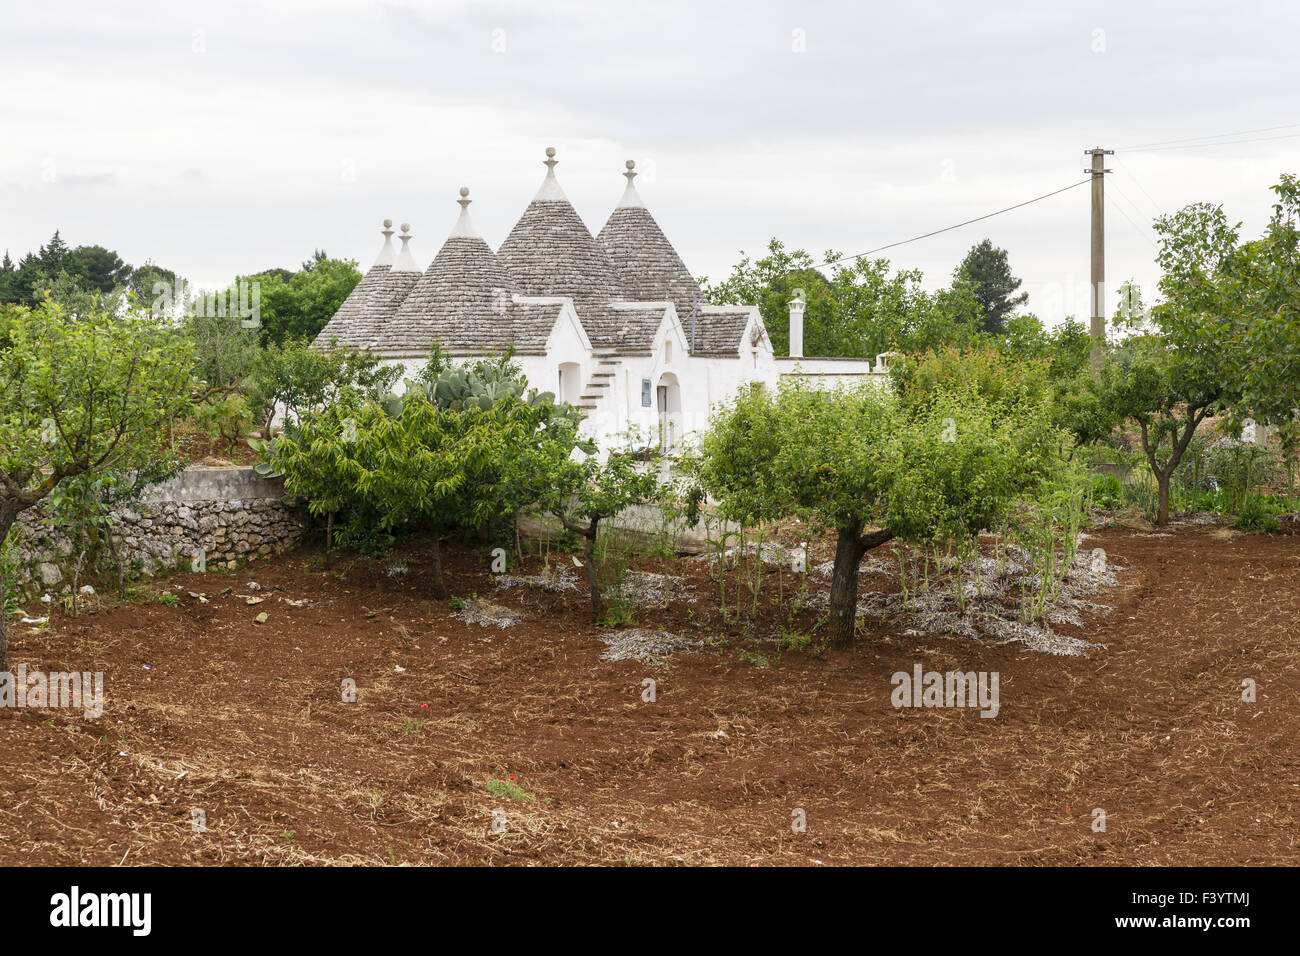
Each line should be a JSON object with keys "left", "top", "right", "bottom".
{"left": 598, "top": 160, "right": 702, "bottom": 323}
{"left": 389, "top": 189, "right": 537, "bottom": 354}
{"left": 497, "top": 147, "right": 629, "bottom": 346}
{"left": 315, "top": 220, "right": 395, "bottom": 348}
{"left": 321, "top": 224, "right": 421, "bottom": 350}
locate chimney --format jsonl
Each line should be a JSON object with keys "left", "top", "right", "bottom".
{"left": 788, "top": 294, "right": 805, "bottom": 358}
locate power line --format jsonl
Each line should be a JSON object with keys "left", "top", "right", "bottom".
{"left": 1125, "top": 131, "right": 1300, "bottom": 154}
{"left": 1107, "top": 187, "right": 1157, "bottom": 251}
{"left": 1111, "top": 158, "right": 1165, "bottom": 218}
{"left": 813, "top": 178, "right": 1090, "bottom": 272}
{"left": 1116, "top": 122, "right": 1300, "bottom": 151}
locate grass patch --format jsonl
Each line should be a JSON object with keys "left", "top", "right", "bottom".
{"left": 486, "top": 778, "right": 535, "bottom": 802}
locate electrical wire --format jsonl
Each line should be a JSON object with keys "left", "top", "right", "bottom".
{"left": 1111, "top": 158, "right": 1165, "bottom": 218}
{"left": 813, "top": 178, "right": 1091, "bottom": 271}
{"left": 1124, "top": 131, "right": 1300, "bottom": 154}
{"left": 1107, "top": 187, "right": 1157, "bottom": 252}
{"left": 1116, "top": 122, "right": 1300, "bottom": 152}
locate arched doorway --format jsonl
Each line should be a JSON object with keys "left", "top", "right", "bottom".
{"left": 557, "top": 362, "right": 581, "bottom": 405}
{"left": 655, "top": 372, "right": 682, "bottom": 452}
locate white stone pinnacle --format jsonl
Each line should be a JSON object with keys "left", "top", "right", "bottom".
{"left": 448, "top": 186, "right": 482, "bottom": 240}
{"left": 533, "top": 145, "right": 568, "bottom": 201}
{"left": 393, "top": 223, "right": 420, "bottom": 272}
{"left": 373, "top": 219, "right": 397, "bottom": 266}
{"left": 616, "top": 159, "right": 645, "bottom": 209}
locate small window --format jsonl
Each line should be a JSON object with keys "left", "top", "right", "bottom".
{"left": 664, "top": 340, "right": 672, "bottom": 363}
{"left": 641, "top": 378, "right": 652, "bottom": 407}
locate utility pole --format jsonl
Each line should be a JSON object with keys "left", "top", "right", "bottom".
{"left": 1085, "top": 147, "right": 1113, "bottom": 376}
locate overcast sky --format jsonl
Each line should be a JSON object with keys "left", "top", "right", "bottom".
{"left": 2, "top": 0, "right": 1297, "bottom": 325}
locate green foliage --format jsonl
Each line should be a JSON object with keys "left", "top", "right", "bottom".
{"left": 953, "top": 238, "right": 1028, "bottom": 335}
{"left": 0, "top": 300, "right": 192, "bottom": 666}
{"left": 397, "top": 348, "right": 551, "bottom": 415}
{"left": 890, "top": 345, "right": 1053, "bottom": 423}
{"left": 1221, "top": 175, "right": 1300, "bottom": 452}
{"left": 1001, "top": 314, "right": 1092, "bottom": 377}
{"left": 693, "top": 378, "right": 1068, "bottom": 647}
{"left": 1090, "top": 472, "right": 1126, "bottom": 510}
{"left": 485, "top": 778, "right": 534, "bottom": 802}
{"left": 546, "top": 452, "right": 661, "bottom": 621}
{"left": 182, "top": 309, "right": 260, "bottom": 449}
{"left": 598, "top": 599, "right": 637, "bottom": 629}
{"left": 1064, "top": 189, "right": 1287, "bottom": 526}
{"left": 1048, "top": 367, "right": 1119, "bottom": 449}
{"left": 1233, "top": 495, "right": 1280, "bottom": 534}
{"left": 0, "top": 301, "right": 192, "bottom": 493}
{"left": 694, "top": 381, "right": 898, "bottom": 533}
{"left": 272, "top": 364, "right": 585, "bottom": 598}
{"left": 885, "top": 390, "right": 1066, "bottom": 544}
{"left": 239, "top": 251, "right": 362, "bottom": 346}
{"left": 0, "top": 231, "right": 183, "bottom": 313}
{"left": 246, "top": 337, "right": 401, "bottom": 438}
{"left": 190, "top": 390, "right": 255, "bottom": 452}
{"left": 703, "top": 238, "right": 985, "bottom": 358}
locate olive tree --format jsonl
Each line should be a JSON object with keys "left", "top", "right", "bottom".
{"left": 271, "top": 372, "right": 583, "bottom": 599}
{"left": 695, "top": 380, "right": 1065, "bottom": 649}
{"left": 0, "top": 302, "right": 192, "bottom": 670}
{"left": 1071, "top": 179, "right": 1300, "bottom": 525}
{"left": 545, "top": 453, "right": 661, "bottom": 621}
{"left": 246, "top": 337, "right": 401, "bottom": 439}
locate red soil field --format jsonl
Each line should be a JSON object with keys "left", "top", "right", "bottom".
{"left": 2, "top": 521, "right": 1297, "bottom": 865}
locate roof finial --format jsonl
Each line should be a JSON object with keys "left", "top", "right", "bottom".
{"left": 616, "top": 158, "right": 645, "bottom": 210}
{"left": 449, "top": 187, "right": 482, "bottom": 240}
{"left": 393, "top": 223, "right": 420, "bottom": 272}
{"left": 533, "top": 146, "right": 567, "bottom": 201}
{"left": 374, "top": 218, "right": 397, "bottom": 267}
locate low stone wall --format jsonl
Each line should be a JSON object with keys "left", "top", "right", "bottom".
{"left": 5, "top": 467, "right": 304, "bottom": 599}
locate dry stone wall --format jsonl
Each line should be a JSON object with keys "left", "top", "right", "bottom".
{"left": 5, "top": 467, "right": 304, "bottom": 599}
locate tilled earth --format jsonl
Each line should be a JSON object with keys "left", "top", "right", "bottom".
{"left": 1, "top": 521, "right": 1297, "bottom": 865}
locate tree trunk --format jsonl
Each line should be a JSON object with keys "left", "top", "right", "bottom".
{"left": 324, "top": 511, "right": 335, "bottom": 569}
{"left": 585, "top": 518, "right": 603, "bottom": 622}
{"left": 105, "top": 527, "right": 128, "bottom": 597}
{"left": 0, "top": 511, "right": 16, "bottom": 674}
{"left": 430, "top": 533, "right": 448, "bottom": 600}
{"left": 1156, "top": 472, "right": 1171, "bottom": 526}
{"left": 0, "top": 554, "right": 8, "bottom": 675}
{"left": 829, "top": 525, "right": 868, "bottom": 651}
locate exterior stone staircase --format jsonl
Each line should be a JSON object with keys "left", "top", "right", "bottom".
{"left": 575, "top": 351, "right": 623, "bottom": 421}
